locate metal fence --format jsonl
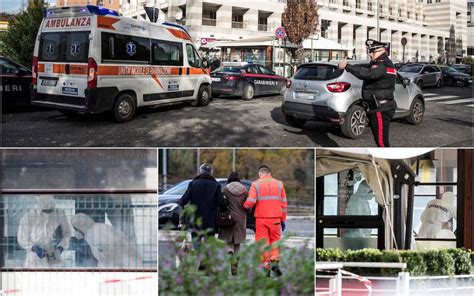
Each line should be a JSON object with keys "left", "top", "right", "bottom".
{"left": 316, "top": 262, "right": 474, "bottom": 296}
{"left": 1, "top": 190, "right": 157, "bottom": 271}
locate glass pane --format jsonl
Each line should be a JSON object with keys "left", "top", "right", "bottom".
{"left": 1, "top": 149, "right": 157, "bottom": 190}
{"left": 323, "top": 172, "right": 378, "bottom": 216}
{"left": 323, "top": 228, "right": 378, "bottom": 250}
{"left": 414, "top": 149, "right": 457, "bottom": 183}
{"left": 1, "top": 194, "right": 157, "bottom": 270}
{"left": 413, "top": 185, "right": 457, "bottom": 239}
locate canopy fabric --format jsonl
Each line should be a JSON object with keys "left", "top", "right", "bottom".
{"left": 302, "top": 35, "right": 353, "bottom": 51}
{"left": 316, "top": 149, "right": 393, "bottom": 208}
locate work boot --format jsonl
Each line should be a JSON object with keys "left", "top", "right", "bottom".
{"left": 271, "top": 261, "right": 283, "bottom": 277}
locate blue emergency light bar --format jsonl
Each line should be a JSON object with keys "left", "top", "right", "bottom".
{"left": 45, "top": 5, "right": 119, "bottom": 18}
{"left": 86, "top": 5, "right": 119, "bottom": 16}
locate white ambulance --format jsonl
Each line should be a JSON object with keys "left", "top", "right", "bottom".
{"left": 31, "top": 5, "right": 211, "bottom": 122}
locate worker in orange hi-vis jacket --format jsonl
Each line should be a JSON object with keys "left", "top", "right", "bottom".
{"left": 243, "top": 164, "right": 287, "bottom": 277}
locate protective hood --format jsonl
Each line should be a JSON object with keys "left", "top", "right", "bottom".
{"left": 355, "top": 181, "right": 374, "bottom": 200}
{"left": 37, "top": 195, "right": 56, "bottom": 211}
{"left": 226, "top": 181, "right": 247, "bottom": 196}
{"left": 71, "top": 213, "right": 95, "bottom": 239}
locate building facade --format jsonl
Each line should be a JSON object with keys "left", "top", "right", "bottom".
{"left": 56, "top": 0, "right": 121, "bottom": 12}
{"left": 121, "top": 0, "right": 467, "bottom": 63}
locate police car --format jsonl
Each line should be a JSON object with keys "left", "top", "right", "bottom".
{"left": 210, "top": 62, "right": 287, "bottom": 100}
{"left": 1, "top": 56, "right": 33, "bottom": 108}
{"left": 31, "top": 5, "right": 211, "bottom": 122}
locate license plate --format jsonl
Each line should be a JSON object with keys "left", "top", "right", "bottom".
{"left": 41, "top": 79, "right": 57, "bottom": 87}
{"left": 211, "top": 77, "right": 221, "bottom": 82}
{"left": 62, "top": 87, "right": 78, "bottom": 95}
{"left": 295, "top": 92, "right": 318, "bottom": 100}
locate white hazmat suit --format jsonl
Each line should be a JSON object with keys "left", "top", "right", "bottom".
{"left": 17, "top": 195, "right": 72, "bottom": 268}
{"left": 70, "top": 213, "right": 143, "bottom": 268}
{"left": 344, "top": 180, "right": 374, "bottom": 237}
{"left": 418, "top": 192, "right": 456, "bottom": 238}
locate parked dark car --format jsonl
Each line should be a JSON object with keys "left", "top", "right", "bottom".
{"left": 159, "top": 178, "right": 255, "bottom": 231}
{"left": 211, "top": 62, "right": 287, "bottom": 100}
{"left": 438, "top": 65, "right": 472, "bottom": 86}
{"left": 1, "top": 56, "right": 32, "bottom": 108}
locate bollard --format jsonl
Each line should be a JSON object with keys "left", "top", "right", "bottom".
{"left": 396, "top": 271, "right": 410, "bottom": 296}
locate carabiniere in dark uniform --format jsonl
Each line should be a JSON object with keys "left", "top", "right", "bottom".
{"left": 340, "top": 39, "right": 398, "bottom": 147}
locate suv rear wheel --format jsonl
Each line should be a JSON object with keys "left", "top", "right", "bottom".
{"left": 406, "top": 97, "right": 424, "bottom": 125}
{"left": 341, "top": 105, "right": 367, "bottom": 139}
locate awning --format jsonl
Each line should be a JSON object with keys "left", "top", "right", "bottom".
{"left": 303, "top": 35, "right": 353, "bottom": 51}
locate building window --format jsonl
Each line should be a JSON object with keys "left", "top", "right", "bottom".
{"left": 398, "top": 7, "right": 402, "bottom": 17}
{"left": 343, "top": 0, "right": 349, "bottom": 6}
{"left": 416, "top": 13, "right": 418, "bottom": 20}
{"left": 232, "top": 14, "right": 244, "bottom": 29}
{"left": 368, "top": 1, "right": 373, "bottom": 11}
{"left": 202, "top": 10, "right": 217, "bottom": 26}
{"left": 407, "top": 11, "right": 411, "bottom": 19}
{"left": 356, "top": 0, "right": 361, "bottom": 9}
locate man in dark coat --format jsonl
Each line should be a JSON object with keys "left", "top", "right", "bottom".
{"left": 178, "top": 163, "right": 227, "bottom": 252}
{"left": 338, "top": 39, "right": 397, "bottom": 147}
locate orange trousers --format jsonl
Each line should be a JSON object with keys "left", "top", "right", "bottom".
{"left": 255, "top": 218, "right": 281, "bottom": 269}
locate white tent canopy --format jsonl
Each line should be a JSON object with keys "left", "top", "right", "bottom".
{"left": 302, "top": 35, "right": 353, "bottom": 51}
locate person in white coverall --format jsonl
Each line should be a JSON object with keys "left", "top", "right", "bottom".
{"left": 418, "top": 191, "right": 457, "bottom": 238}
{"left": 70, "top": 213, "right": 143, "bottom": 268}
{"left": 344, "top": 180, "right": 374, "bottom": 237}
{"left": 17, "top": 195, "right": 72, "bottom": 268}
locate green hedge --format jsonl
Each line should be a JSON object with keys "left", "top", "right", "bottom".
{"left": 316, "top": 248, "right": 472, "bottom": 276}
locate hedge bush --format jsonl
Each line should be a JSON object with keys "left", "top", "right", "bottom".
{"left": 316, "top": 248, "right": 472, "bottom": 276}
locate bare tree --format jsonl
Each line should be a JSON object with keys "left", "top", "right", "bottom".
{"left": 282, "top": 0, "right": 319, "bottom": 62}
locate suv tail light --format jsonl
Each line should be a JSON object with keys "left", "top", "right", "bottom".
{"left": 326, "top": 82, "right": 351, "bottom": 92}
{"left": 32, "top": 56, "right": 38, "bottom": 85}
{"left": 286, "top": 79, "right": 292, "bottom": 88}
{"left": 87, "top": 57, "right": 98, "bottom": 88}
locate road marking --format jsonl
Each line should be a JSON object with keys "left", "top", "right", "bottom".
{"left": 423, "top": 93, "right": 438, "bottom": 97}
{"left": 443, "top": 98, "right": 474, "bottom": 104}
{"left": 424, "top": 95, "right": 460, "bottom": 101}
{"left": 467, "top": 104, "right": 474, "bottom": 107}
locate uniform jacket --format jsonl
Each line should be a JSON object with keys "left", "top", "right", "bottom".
{"left": 243, "top": 175, "right": 287, "bottom": 221}
{"left": 218, "top": 182, "right": 249, "bottom": 244}
{"left": 345, "top": 53, "right": 397, "bottom": 106}
{"left": 178, "top": 174, "right": 227, "bottom": 233}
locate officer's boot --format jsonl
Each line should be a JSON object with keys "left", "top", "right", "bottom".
{"left": 270, "top": 261, "right": 283, "bottom": 277}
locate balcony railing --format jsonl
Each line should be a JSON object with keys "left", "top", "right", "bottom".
{"left": 232, "top": 21, "right": 245, "bottom": 29}
{"left": 258, "top": 24, "right": 268, "bottom": 31}
{"left": 202, "top": 18, "right": 217, "bottom": 26}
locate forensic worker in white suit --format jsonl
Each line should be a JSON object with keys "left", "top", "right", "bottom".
{"left": 70, "top": 213, "right": 143, "bottom": 268}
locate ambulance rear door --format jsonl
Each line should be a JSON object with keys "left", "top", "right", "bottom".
{"left": 37, "top": 16, "right": 92, "bottom": 103}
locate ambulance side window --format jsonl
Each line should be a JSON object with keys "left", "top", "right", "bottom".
{"left": 101, "top": 32, "right": 150, "bottom": 64}
{"left": 151, "top": 40, "right": 183, "bottom": 66}
{"left": 186, "top": 44, "right": 202, "bottom": 68}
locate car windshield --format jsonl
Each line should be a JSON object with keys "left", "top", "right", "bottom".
{"left": 399, "top": 65, "right": 423, "bottom": 73}
{"left": 441, "top": 67, "right": 457, "bottom": 74}
{"left": 163, "top": 180, "right": 191, "bottom": 195}
{"left": 213, "top": 66, "right": 242, "bottom": 74}
{"left": 294, "top": 65, "right": 343, "bottom": 81}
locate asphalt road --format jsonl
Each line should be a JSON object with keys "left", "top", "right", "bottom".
{"left": 2, "top": 86, "right": 472, "bottom": 147}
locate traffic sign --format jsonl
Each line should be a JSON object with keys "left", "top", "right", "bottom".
{"left": 401, "top": 37, "right": 407, "bottom": 46}
{"left": 275, "top": 27, "right": 286, "bottom": 39}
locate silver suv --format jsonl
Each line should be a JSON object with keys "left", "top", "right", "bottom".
{"left": 281, "top": 61, "right": 425, "bottom": 139}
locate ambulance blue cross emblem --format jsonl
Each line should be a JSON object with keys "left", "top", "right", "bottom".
{"left": 126, "top": 42, "right": 136, "bottom": 56}
{"left": 70, "top": 42, "right": 81, "bottom": 57}
{"left": 46, "top": 42, "right": 55, "bottom": 56}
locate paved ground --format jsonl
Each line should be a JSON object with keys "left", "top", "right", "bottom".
{"left": 2, "top": 86, "right": 472, "bottom": 147}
